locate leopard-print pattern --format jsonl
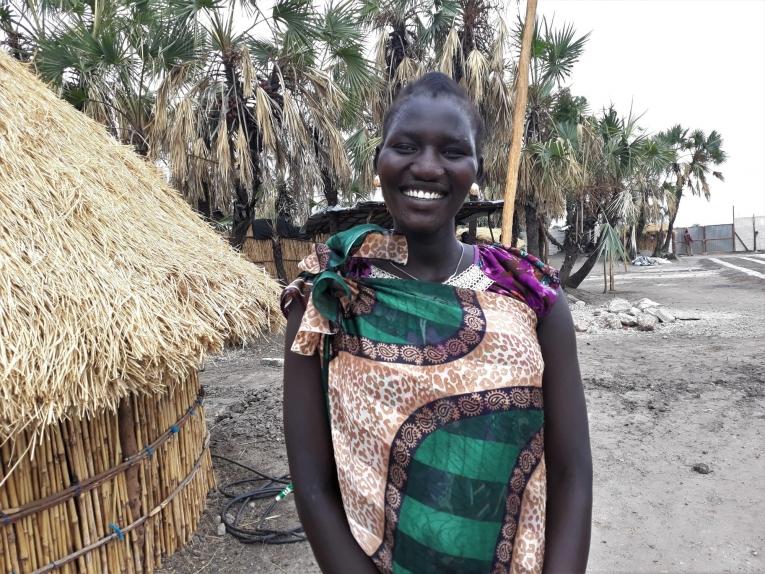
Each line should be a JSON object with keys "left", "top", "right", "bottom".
{"left": 353, "top": 232, "right": 408, "bottom": 263}
{"left": 290, "top": 294, "right": 333, "bottom": 356}
{"left": 493, "top": 430, "right": 545, "bottom": 573}
{"left": 327, "top": 291, "right": 545, "bottom": 556}
{"left": 298, "top": 243, "right": 329, "bottom": 274}
{"left": 509, "top": 460, "right": 546, "bottom": 574}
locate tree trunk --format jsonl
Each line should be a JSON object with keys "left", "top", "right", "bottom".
{"left": 538, "top": 219, "right": 547, "bottom": 263}
{"left": 660, "top": 188, "right": 682, "bottom": 253}
{"left": 629, "top": 203, "right": 647, "bottom": 259}
{"left": 230, "top": 182, "right": 252, "bottom": 248}
{"left": 509, "top": 207, "right": 520, "bottom": 246}
{"left": 271, "top": 238, "right": 288, "bottom": 284}
{"left": 322, "top": 168, "right": 338, "bottom": 207}
{"left": 559, "top": 246, "right": 579, "bottom": 289}
{"left": 559, "top": 200, "right": 581, "bottom": 286}
{"left": 197, "top": 187, "right": 213, "bottom": 220}
{"left": 513, "top": 196, "right": 527, "bottom": 247}
{"left": 525, "top": 203, "right": 540, "bottom": 256}
{"left": 565, "top": 229, "right": 605, "bottom": 289}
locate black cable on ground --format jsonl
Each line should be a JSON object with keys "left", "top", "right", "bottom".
{"left": 211, "top": 454, "right": 306, "bottom": 545}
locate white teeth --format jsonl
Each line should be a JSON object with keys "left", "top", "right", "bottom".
{"left": 403, "top": 189, "right": 444, "bottom": 200}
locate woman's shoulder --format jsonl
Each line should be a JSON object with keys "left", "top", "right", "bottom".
{"left": 477, "top": 244, "right": 561, "bottom": 318}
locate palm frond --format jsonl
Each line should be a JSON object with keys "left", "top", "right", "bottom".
{"left": 254, "top": 84, "right": 277, "bottom": 152}
{"left": 437, "top": 24, "right": 461, "bottom": 77}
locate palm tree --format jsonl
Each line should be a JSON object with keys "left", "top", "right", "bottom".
{"left": 1, "top": 0, "right": 195, "bottom": 156}
{"left": 2, "top": 0, "right": 373, "bottom": 244}
{"left": 654, "top": 126, "right": 726, "bottom": 255}
{"left": 562, "top": 106, "right": 660, "bottom": 288}
{"left": 354, "top": 0, "right": 515, "bottom": 196}
{"left": 149, "top": 0, "right": 374, "bottom": 244}
{"left": 625, "top": 135, "right": 676, "bottom": 259}
{"left": 515, "top": 18, "right": 589, "bottom": 257}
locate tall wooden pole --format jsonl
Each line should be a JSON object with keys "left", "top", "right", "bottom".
{"left": 501, "top": 0, "right": 538, "bottom": 245}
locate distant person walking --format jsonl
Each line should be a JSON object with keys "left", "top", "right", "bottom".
{"left": 683, "top": 229, "right": 694, "bottom": 256}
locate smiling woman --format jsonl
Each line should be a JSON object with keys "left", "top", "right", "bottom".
{"left": 281, "top": 73, "right": 592, "bottom": 574}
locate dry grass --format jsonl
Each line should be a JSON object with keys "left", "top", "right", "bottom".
{"left": 0, "top": 53, "right": 284, "bottom": 445}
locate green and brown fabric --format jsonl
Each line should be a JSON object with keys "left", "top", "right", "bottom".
{"left": 282, "top": 226, "right": 559, "bottom": 574}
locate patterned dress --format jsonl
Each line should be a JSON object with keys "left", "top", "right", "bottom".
{"left": 281, "top": 225, "right": 560, "bottom": 574}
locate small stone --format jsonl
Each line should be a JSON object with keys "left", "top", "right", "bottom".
{"left": 217, "top": 522, "right": 227, "bottom": 536}
{"left": 593, "top": 309, "right": 602, "bottom": 316}
{"left": 215, "top": 514, "right": 222, "bottom": 524}
{"left": 692, "top": 463, "right": 712, "bottom": 474}
{"left": 261, "top": 357, "right": 285, "bottom": 368}
{"left": 637, "top": 314, "right": 657, "bottom": 331}
{"left": 607, "top": 298, "right": 632, "bottom": 313}
{"left": 629, "top": 307, "right": 642, "bottom": 316}
{"left": 575, "top": 300, "right": 586, "bottom": 307}
{"left": 618, "top": 313, "right": 637, "bottom": 326}
{"left": 636, "top": 297, "right": 661, "bottom": 311}
{"left": 674, "top": 310, "right": 702, "bottom": 321}
{"left": 574, "top": 320, "right": 589, "bottom": 333}
{"left": 605, "top": 314, "right": 623, "bottom": 329}
{"left": 645, "top": 307, "right": 676, "bottom": 323}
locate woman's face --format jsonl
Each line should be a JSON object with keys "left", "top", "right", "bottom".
{"left": 376, "top": 95, "right": 481, "bottom": 236}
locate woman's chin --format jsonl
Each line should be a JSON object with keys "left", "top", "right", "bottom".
{"left": 392, "top": 215, "right": 455, "bottom": 237}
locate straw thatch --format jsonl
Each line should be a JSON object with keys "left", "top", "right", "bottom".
{"left": 0, "top": 52, "right": 283, "bottom": 445}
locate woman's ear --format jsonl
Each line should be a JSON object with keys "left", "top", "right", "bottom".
{"left": 476, "top": 156, "right": 485, "bottom": 184}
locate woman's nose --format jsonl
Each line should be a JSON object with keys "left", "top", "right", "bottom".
{"left": 410, "top": 148, "right": 444, "bottom": 180}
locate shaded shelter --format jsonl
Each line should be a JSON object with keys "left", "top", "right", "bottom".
{"left": 242, "top": 201, "right": 504, "bottom": 283}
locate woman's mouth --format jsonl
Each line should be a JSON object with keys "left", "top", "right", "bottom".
{"left": 401, "top": 188, "right": 447, "bottom": 201}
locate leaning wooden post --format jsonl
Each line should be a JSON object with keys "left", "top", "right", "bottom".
{"left": 500, "top": 0, "right": 538, "bottom": 245}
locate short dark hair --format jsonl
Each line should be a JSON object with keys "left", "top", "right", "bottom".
{"left": 382, "top": 72, "right": 485, "bottom": 155}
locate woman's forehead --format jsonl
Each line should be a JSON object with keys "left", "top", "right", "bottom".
{"left": 387, "top": 94, "right": 475, "bottom": 139}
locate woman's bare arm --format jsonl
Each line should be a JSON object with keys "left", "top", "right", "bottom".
{"left": 283, "top": 303, "right": 378, "bottom": 574}
{"left": 538, "top": 290, "right": 593, "bottom": 573}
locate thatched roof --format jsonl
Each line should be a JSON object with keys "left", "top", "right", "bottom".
{"left": 0, "top": 53, "right": 283, "bottom": 442}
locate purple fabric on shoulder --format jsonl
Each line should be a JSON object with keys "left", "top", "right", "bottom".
{"left": 477, "top": 244, "right": 560, "bottom": 318}
{"left": 345, "top": 256, "right": 373, "bottom": 280}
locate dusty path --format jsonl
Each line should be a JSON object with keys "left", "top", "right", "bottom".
{"left": 159, "top": 254, "right": 764, "bottom": 573}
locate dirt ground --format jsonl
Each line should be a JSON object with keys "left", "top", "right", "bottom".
{"left": 159, "top": 253, "right": 765, "bottom": 574}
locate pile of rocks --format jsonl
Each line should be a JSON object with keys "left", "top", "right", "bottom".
{"left": 571, "top": 297, "right": 700, "bottom": 333}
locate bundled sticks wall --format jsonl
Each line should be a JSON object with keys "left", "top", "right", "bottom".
{"left": 242, "top": 234, "right": 322, "bottom": 283}
{"left": 0, "top": 374, "right": 214, "bottom": 574}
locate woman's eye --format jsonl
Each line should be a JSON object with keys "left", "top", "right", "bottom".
{"left": 443, "top": 148, "right": 466, "bottom": 158}
{"left": 393, "top": 143, "right": 416, "bottom": 153}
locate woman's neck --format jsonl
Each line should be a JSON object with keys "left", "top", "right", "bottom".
{"left": 398, "top": 226, "right": 465, "bottom": 282}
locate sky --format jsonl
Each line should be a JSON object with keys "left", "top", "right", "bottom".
{"left": 521, "top": 0, "right": 765, "bottom": 226}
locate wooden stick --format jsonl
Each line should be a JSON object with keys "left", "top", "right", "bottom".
{"left": 501, "top": 0, "right": 538, "bottom": 244}
{"left": 119, "top": 396, "right": 145, "bottom": 567}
